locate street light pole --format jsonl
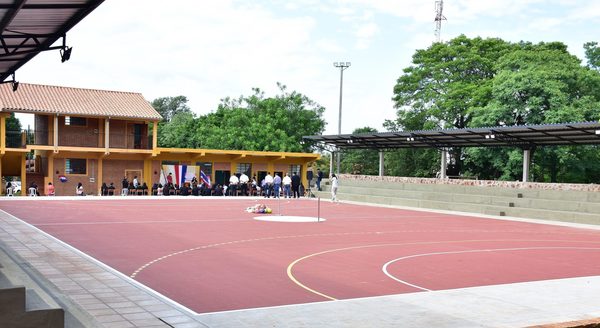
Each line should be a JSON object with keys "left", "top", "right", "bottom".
{"left": 333, "top": 61, "right": 350, "bottom": 175}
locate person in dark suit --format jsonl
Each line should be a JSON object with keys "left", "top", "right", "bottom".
{"left": 316, "top": 169, "right": 323, "bottom": 191}
{"left": 306, "top": 168, "right": 314, "bottom": 189}
{"left": 291, "top": 172, "right": 301, "bottom": 198}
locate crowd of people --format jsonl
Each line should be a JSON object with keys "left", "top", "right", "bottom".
{"left": 101, "top": 171, "right": 316, "bottom": 198}
{"left": 4, "top": 168, "right": 339, "bottom": 200}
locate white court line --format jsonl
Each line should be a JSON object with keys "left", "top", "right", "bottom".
{"left": 35, "top": 218, "right": 249, "bottom": 226}
{"left": 0, "top": 209, "right": 202, "bottom": 317}
{"left": 382, "top": 246, "right": 600, "bottom": 291}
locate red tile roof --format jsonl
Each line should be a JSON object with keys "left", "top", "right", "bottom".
{"left": 0, "top": 83, "right": 162, "bottom": 120}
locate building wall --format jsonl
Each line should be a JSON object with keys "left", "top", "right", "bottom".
{"left": 108, "top": 120, "right": 127, "bottom": 148}
{"left": 53, "top": 157, "right": 99, "bottom": 196}
{"left": 102, "top": 159, "right": 144, "bottom": 186}
{"left": 214, "top": 162, "right": 230, "bottom": 171}
{"left": 57, "top": 116, "right": 101, "bottom": 148}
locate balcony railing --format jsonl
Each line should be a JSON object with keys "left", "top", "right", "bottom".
{"left": 4, "top": 130, "right": 153, "bottom": 150}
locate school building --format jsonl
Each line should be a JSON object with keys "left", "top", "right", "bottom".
{"left": 0, "top": 83, "right": 319, "bottom": 196}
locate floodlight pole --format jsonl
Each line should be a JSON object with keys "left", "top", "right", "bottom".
{"left": 334, "top": 61, "right": 350, "bottom": 175}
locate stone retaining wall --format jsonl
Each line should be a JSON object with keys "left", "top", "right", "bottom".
{"left": 338, "top": 174, "right": 600, "bottom": 192}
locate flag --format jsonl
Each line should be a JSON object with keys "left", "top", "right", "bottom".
{"left": 200, "top": 170, "right": 211, "bottom": 187}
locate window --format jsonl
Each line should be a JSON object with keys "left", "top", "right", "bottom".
{"left": 66, "top": 159, "right": 86, "bottom": 175}
{"left": 289, "top": 165, "right": 301, "bottom": 176}
{"left": 196, "top": 162, "right": 213, "bottom": 176}
{"left": 237, "top": 163, "right": 251, "bottom": 175}
{"left": 65, "top": 116, "right": 86, "bottom": 126}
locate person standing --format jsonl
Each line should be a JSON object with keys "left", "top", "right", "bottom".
{"left": 121, "top": 176, "right": 129, "bottom": 196}
{"left": 229, "top": 174, "right": 239, "bottom": 196}
{"left": 133, "top": 176, "right": 139, "bottom": 189}
{"left": 167, "top": 172, "right": 173, "bottom": 185}
{"left": 239, "top": 172, "right": 249, "bottom": 196}
{"left": 316, "top": 169, "right": 323, "bottom": 191}
{"left": 264, "top": 172, "right": 274, "bottom": 198}
{"left": 282, "top": 173, "right": 292, "bottom": 198}
{"left": 330, "top": 174, "right": 339, "bottom": 202}
{"left": 306, "top": 168, "right": 314, "bottom": 190}
{"left": 273, "top": 173, "right": 282, "bottom": 198}
{"left": 291, "top": 172, "right": 301, "bottom": 198}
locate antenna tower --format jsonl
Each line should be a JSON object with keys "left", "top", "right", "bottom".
{"left": 434, "top": 0, "right": 446, "bottom": 43}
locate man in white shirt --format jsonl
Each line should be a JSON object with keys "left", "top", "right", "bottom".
{"left": 133, "top": 176, "right": 139, "bottom": 189}
{"left": 282, "top": 173, "right": 292, "bottom": 198}
{"left": 239, "top": 172, "right": 249, "bottom": 196}
{"left": 264, "top": 172, "right": 274, "bottom": 198}
{"left": 229, "top": 174, "right": 239, "bottom": 196}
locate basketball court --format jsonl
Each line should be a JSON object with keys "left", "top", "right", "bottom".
{"left": 1, "top": 197, "right": 600, "bottom": 317}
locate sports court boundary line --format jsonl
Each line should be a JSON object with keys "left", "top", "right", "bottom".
{"left": 337, "top": 198, "right": 600, "bottom": 231}
{"left": 0, "top": 209, "right": 203, "bottom": 317}
{"left": 382, "top": 246, "right": 600, "bottom": 292}
{"left": 286, "top": 239, "right": 600, "bottom": 301}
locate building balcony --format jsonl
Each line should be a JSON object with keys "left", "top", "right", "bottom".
{"left": 4, "top": 130, "right": 153, "bottom": 151}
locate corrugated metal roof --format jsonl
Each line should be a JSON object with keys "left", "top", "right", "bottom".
{"left": 0, "top": 0, "right": 104, "bottom": 82}
{"left": 304, "top": 122, "right": 600, "bottom": 150}
{"left": 0, "top": 83, "right": 162, "bottom": 120}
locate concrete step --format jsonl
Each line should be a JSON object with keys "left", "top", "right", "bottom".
{"left": 336, "top": 179, "right": 600, "bottom": 203}
{"left": 324, "top": 191, "right": 600, "bottom": 225}
{"left": 322, "top": 182, "right": 600, "bottom": 215}
{"left": 0, "top": 250, "right": 65, "bottom": 328}
{"left": 0, "top": 286, "right": 26, "bottom": 315}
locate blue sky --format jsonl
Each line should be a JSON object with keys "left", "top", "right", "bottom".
{"left": 17, "top": 0, "right": 600, "bottom": 135}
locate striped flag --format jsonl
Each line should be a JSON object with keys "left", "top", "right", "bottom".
{"left": 200, "top": 170, "right": 211, "bottom": 187}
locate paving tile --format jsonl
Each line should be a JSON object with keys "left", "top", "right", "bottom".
{"left": 108, "top": 301, "right": 137, "bottom": 309}
{"left": 96, "top": 314, "right": 127, "bottom": 323}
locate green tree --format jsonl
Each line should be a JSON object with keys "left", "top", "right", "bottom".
{"left": 340, "top": 127, "right": 380, "bottom": 175}
{"left": 151, "top": 96, "right": 191, "bottom": 122}
{"left": 390, "top": 36, "right": 600, "bottom": 182}
{"left": 157, "top": 111, "right": 198, "bottom": 148}
{"left": 195, "top": 83, "right": 326, "bottom": 152}
{"left": 584, "top": 41, "right": 600, "bottom": 70}
{"left": 467, "top": 42, "right": 600, "bottom": 182}
{"left": 6, "top": 113, "right": 21, "bottom": 131}
{"left": 390, "top": 35, "right": 513, "bottom": 175}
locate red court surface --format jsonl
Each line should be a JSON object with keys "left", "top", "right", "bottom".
{"left": 2, "top": 198, "right": 600, "bottom": 314}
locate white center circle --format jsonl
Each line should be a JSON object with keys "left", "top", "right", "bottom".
{"left": 254, "top": 215, "right": 325, "bottom": 223}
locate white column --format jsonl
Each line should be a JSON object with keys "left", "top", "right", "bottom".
{"left": 523, "top": 149, "right": 531, "bottom": 182}
{"left": 329, "top": 152, "right": 334, "bottom": 177}
{"left": 53, "top": 114, "right": 58, "bottom": 153}
{"left": 440, "top": 149, "right": 447, "bottom": 179}
{"left": 378, "top": 151, "right": 384, "bottom": 177}
{"left": 104, "top": 118, "right": 110, "bottom": 154}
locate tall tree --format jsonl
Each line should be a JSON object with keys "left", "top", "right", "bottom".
{"left": 467, "top": 42, "right": 600, "bottom": 182}
{"left": 5, "top": 113, "right": 22, "bottom": 148}
{"left": 584, "top": 41, "right": 600, "bottom": 70}
{"left": 390, "top": 35, "right": 513, "bottom": 174}
{"left": 194, "top": 83, "right": 326, "bottom": 152}
{"left": 151, "top": 96, "right": 191, "bottom": 122}
{"left": 340, "top": 127, "right": 380, "bottom": 175}
{"left": 389, "top": 36, "right": 600, "bottom": 182}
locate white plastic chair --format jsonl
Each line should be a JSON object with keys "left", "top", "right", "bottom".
{"left": 28, "top": 187, "right": 37, "bottom": 197}
{"left": 6, "top": 188, "right": 13, "bottom": 197}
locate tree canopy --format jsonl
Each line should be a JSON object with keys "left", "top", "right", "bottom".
{"left": 388, "top": 35, "right": 600, "bottom": 182}
{"left": 154, "top": 83, "right": 326, "bottom": 152}
{"left": 340, "top": 127, "right": 380, "bottom": 175}
{"left": 151, "top": 96, "right": 192, "bottom": 122}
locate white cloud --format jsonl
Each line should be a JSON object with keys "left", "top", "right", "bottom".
{"left": 14, "top": 0, "right": 600, "bottom": 136}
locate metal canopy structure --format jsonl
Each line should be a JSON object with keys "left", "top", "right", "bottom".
{"left": 304, "top": 122, "right": 600, "bottom": 151}
{"left": 0, "top": 0, "right": 104, "bottom": 83}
